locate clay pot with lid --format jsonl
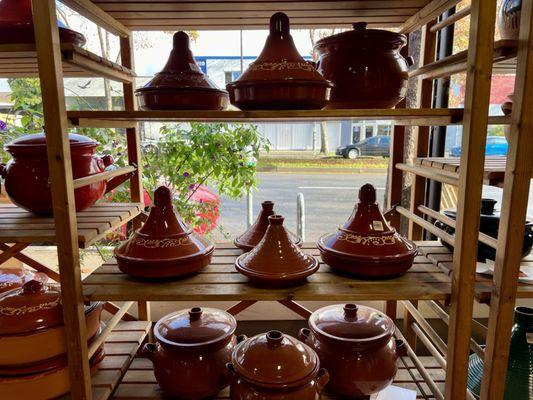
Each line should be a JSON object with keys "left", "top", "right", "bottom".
{"left": 234, "top": 201, "right": 302, "bottom": 251}
{"left": 300, "top": 303, "right": 407, "bottom": 398}
{"left": 141, "top": 307, "right": 237, "bottom": 399}
{"left": 501, "top": 94, "right": 514, "bottom": 142}
{"left": 136, "top": 31, "right": 229, "bottom": 110}
{"left": 314, "top": 22, "right": 413, "bottom": 109}
{"left": 115, "top": 186, "right": 214, "bottom": 279}
{"left": 235, "top": 215, "right": 319, "bottom": 287}
{"left": 0, "top": 133, "right": 130, "bottom": 215}
{"left": 499, "top": 0, "right": 522, "bottom": 40}
{"left": 0, "top": 278, "right": 103, "bottom": 367}
{"left": 227, "top": 330, "right": 329, "bottom": 400}
{"left": 318, "top": 184, "right": 418, "bottom": 278}
{"left": 0, "top": 0, "right": 86, "bottom": 46}
{"left": 227, "top": 12, "right": 332, "bottom": 110}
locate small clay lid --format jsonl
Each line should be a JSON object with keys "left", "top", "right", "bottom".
{"left": 309, "top": 304, "right": 395, "bottom": 344}
{"left": 136, "top": 31, "right": 227, "bottom": 94}
{"left": 315, "top": 22, "right": 406, "bottom": 49}
{"left": 0, "top": 268, "right": 34, "bottom": 294}
{"left": 0, "top": 278, "right": 63, "bottom": 335}
{"left": 5, "top": 133, "right": 99, "bottom": 152}
{"left": 232, "top": 330, "right": 319, "bottom": 387}
{"left": 154, "top": 307, "right": 236, "bottom": 347}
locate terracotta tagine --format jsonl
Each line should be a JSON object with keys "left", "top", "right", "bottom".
{"left": 136, "top": 31, "right": 229, "bottom": 110}
{"left": 0, "top": 267, "right": 34, "bottom": 294}
{"left": 467, "top": 306, "right": 532, "bottom": 399}
{"left": 0, "top": 133, "right": 130, "bottom": 215}
{"left": 318, "top": 184, "right": 418, "bottom": 278}
{"left": 142, "top": 307, "right": 237, "bottom": 399}
{"left": 227, "top": 330, "right": 329, "bottom": 400}
{"left": 0, "top": 0, "right": 86, "bottom": 46}
{"left": 300, "top": 303, "right": 407, "bottom": 398}
{"left": 234, "top": 201, "right": 302, "bottom": 251}
{"left": 115, "top": 186, "right": 215, "bottom": 279}
{"left": 235, "top": 215, "right": 319, "bottom": 287}
{"left": 314, "top": 22, "right": 413, "bottom": 109}
{"left": 499, "top": 0, "right": 522, "bottom": 40}
{"left": 434, "top": 198, "right": 533, "bottom": 262}
{"left": 0, "top": 279, "right": 102, "bottom": 367}
{"left": 226, "top": 12, "right": 332, "bottom": 110}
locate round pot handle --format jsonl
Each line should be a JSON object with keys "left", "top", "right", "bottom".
{"left": 141, "top": 343, "right": 157, "bottom": 361}
{"left": 236, "top": 334, "right": 248, "bottom": 344}
{"left": 101, "top": 154, "right": 114, "bottom": 168}
{"left": 226, "top": 362, "right": 236, "bottom": 377}
{"left": 299, "top": 327, "right": 311, "bottom": 342}
{"left": 0, "top": 163, "right": 6, "bottom": 179}
{"left": 395, "top": 339, "right": 408, "bottom": 358}
{"left": 406, "top": 56, "right": 415, "bottom": 67}
{"left": 315, "top": 368, "right": 330, "bottom": 393}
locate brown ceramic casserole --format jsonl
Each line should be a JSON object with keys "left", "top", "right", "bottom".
{"left": 318, "top": 184, "right": 417, "bottom": 278}
{"left": 0, "top": 267, "right": 34, "bottom": 294}
{"left": 0, "top": 133, "right": 130, "bottom": 215}
{"left": 300, "top": 303, "right": 407, "bottom": 398}
{"left": 136, "top": 31, "right": 229, "bottom": 110}
{"left": 227, "top": 330, "right": 329, "bottom": 400}
{"left": 234, "top": 201, "right": 302, "bottom": 251}
{"left": 314, "top": 22, "right": 413, "bottom": 109}
{"left": 227, "top": 13, "right": 332, "bottom": 110}
{"left": 499, "top": 0, "right": 522, "bottom": 40}
{"left": 0, "top": 279, "right": 103, "bottom": 367}
{"left": 142, "top": 307, "right": 237, "bottom": 399}
{"left": 115, "top": 186, "right": 214, "bottom": 279}
{"left": 235, "top": 215, "right": 319, "bottom": 287}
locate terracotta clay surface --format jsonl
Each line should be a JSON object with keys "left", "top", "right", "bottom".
{"left": 143, "top": 307, "right": 237, "bottom": 399}
{"left": 234, "top": 201, "right": 302, "bottom": 251}
{"left": 136, "top": 31, "right": 229, "bottom": 110}
{"left": 227, "top": 330, "right": 329, "bottom": 400}
{"left": 227, "top": 12, "right": 332, "bottom": 110}
{"left": 115, "top": 186, "right": 214, "bottom": 279}
{"left": 498, "top": 0, "right": 522, "bottom": 40}
{"left": 315, "top": 22, "right": 411, "bottom": 109}
{"left": 235, "top": 215, "right": 319, "bottom": 286}
{"left": 0, "top": 133, "right": 126, "bottom": 215}
{"left": 318, "top": 184, "right": 417, "bottom": 278}
{"left": 301, "top": 303, "right": 406, "bottom": 398}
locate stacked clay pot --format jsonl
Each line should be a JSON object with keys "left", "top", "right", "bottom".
{"left": 115, "top": 186, "right": 215, "bottom": 279}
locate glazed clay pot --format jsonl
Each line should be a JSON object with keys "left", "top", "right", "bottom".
{"left": 499, "top": 0, "right": 522, "bottom": 40}
{"left": 227, "top": 12, "right": 332, "bottom": 110}
{"left": 142, "top": 307, "right": 237, "bottom": 399}
{"left": 0, "top": 267, "right": 34, "bottom": 294}
{"left": 318, "top": 184, "right": 418, "bottom": 278}
{"left": 0, "top": 133, "right": 130, "bottom": 215}
{"left": 234, "top": 201, "right": 302, "bottom": 251}
{"left": 136, "top": 31, "right": 229, "bottom": 110}
{"left": 235, "top": 215, "right": 319, "bottom": 287}
{"left": 300, "top": 303, "right": 407, "bottom": 398}
{"left": 0, "top": 279, "right": 103, "bottom": 367}
{"left": 115, "top": 186, "right": 215, "bottom": 279}
{"left": 227, "top": 330, "right": 329, "bottom": 400}
{"left": 315, "top": 22, "right": 412, "bottom": 109}
{"left": 0, "top": 0, "right": 86, "bottom": 46}
{"left": 501, "top": 94, "right": 513, "bottom": 142}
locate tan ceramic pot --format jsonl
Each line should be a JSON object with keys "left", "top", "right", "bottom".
{"left": 142, "top": 307, "right": 237, "bottom": 399}
{"left": 498, "top": 0, "right": 522, "bottom": 40}
{"left": 300, "top": 303, "right": 407, "bottom": 398}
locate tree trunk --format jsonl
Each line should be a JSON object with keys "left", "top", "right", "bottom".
{"left": 97, "top": 28, "right": 113, "bottom": 110}
{"left": 320, "top": 121, "right": 329, "bottom": 154}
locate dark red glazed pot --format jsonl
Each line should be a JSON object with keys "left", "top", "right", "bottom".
{"left": 115, "top": 186, "right": 214, "bottom": 279}
{"left": 314, "top": 22, "right": 412, "bottom": 109}
{"left": 499, "top": 0, "right": 522, "bottom": 40}
{"left": 142, "top": 307, "right": 237, "bottom": 399}
{"left": 300, "top": 303, "right": 406, "bottom": 398}
{"left": 0, "top": 133, "right": 128, "bottom": 215}
{"left": 227, "top": 13, "right": 332, "bottom": 110}
{"left": 0, "top": 0, "right": 86, "bottom": 46}
{"left": 318, "top": 184, "right": 417, "bottom": 278}
{"left": 136, "top": 31, "right": 229, "bottom": 110}
{"left": 227, "top": 330, "right": 329, "bottom": 400}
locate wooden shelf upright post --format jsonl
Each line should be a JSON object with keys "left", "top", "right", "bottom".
{"left": 32, "top": 0, "right": 92, "bottom": 399}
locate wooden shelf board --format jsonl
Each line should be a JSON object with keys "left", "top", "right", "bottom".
{"left": 0, "top": 203, "right": 143, "bottom": 248}
{"left": 0, "top": 43, "right": 135, "bottom": 83}
{"left": 83, "top": 242, "right": 453, "bottom": 302}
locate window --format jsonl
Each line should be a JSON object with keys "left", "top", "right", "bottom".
{"left": 379, "top": 136, "right": 390, "bottom": 146}
{"left": 366, "top": 137, "right": 379, "bottom": 146}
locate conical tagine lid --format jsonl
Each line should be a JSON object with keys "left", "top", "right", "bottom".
{"left": 235, "top": 215, "right": 319, "bottom": 286}
{"left": 234, "top": 201, "right": 302, "bottom": 251}
{"left": 114, "top": 186, "right": 214, "bottom": 265}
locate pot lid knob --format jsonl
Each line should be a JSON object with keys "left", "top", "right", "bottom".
{"left": 154, "top": 186, "right": 172, "bottom": 207}
{"left": 352, "top": 22, "right": 368, "bottom": 30}
{"left": 343, "top": 303, "right": 359, "bottom": 319}
{"left": 189, "top": 307, "right": 203, "bottom": 321}
{"left": 480, "top": 198, "right": 497, "bottom": 215}
{"left": 270, "top": 12, "right": 290, "bottom": 35}
{"left": 268, "top": 214, "right": 285, "bottom": 225}
{"left": 266, "top": 330, "right": 284, "bottom": 346}
{"left": 261, "top": 201, "right": 275, "bottom": 212}
{"left": 173, "top": 31, "right": 190, "bottom": 50}
{"left": 359, "top": 183, "right": 376, "bottom": 203}
{"left": 22, "top": 279, "right": 46, "bottom": 294}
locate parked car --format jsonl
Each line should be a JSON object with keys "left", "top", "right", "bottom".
{"left": 449, "top": 136, "right": 508, "bottom": 157}
{"left": 336, "top": 135, "right": 390, "bottom": 159}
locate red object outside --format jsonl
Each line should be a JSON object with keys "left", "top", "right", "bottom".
{"left": 189, "top": 185, "right": 220, "bottom": 235}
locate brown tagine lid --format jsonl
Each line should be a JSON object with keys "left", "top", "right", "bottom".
{"left": 114, "top": 186, "right": 214, "bottom": 267}
{"left": 235, "top": 215, "right": 318, "bottom": 286}
{"left": 0, "top": 268, "right": 34, "bottom": 294}
{"left": 231, "top": 330, "right": 320, "bottom": 388}
{"left": 234, "top": 201, "right": 302, "bottom": 251}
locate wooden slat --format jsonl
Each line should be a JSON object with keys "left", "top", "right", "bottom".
{"left": 73, "top": 165, "right": 136, "bottom": 189}
{"left": 429, "top": 4, "right": 471, "bottom": 32}
{"left": 399, "top": 0, "right": 461, "bottom": 33}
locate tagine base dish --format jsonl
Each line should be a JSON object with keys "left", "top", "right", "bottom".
{"left": 0, "top": 26, "right": 86, "bottom": 46}
{"left": 137, "top": 89, "right": 229, "bottom": 111}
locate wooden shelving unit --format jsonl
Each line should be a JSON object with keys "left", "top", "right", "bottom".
{"left": 1, "top": 1, "right": 531, "bottom": 400}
